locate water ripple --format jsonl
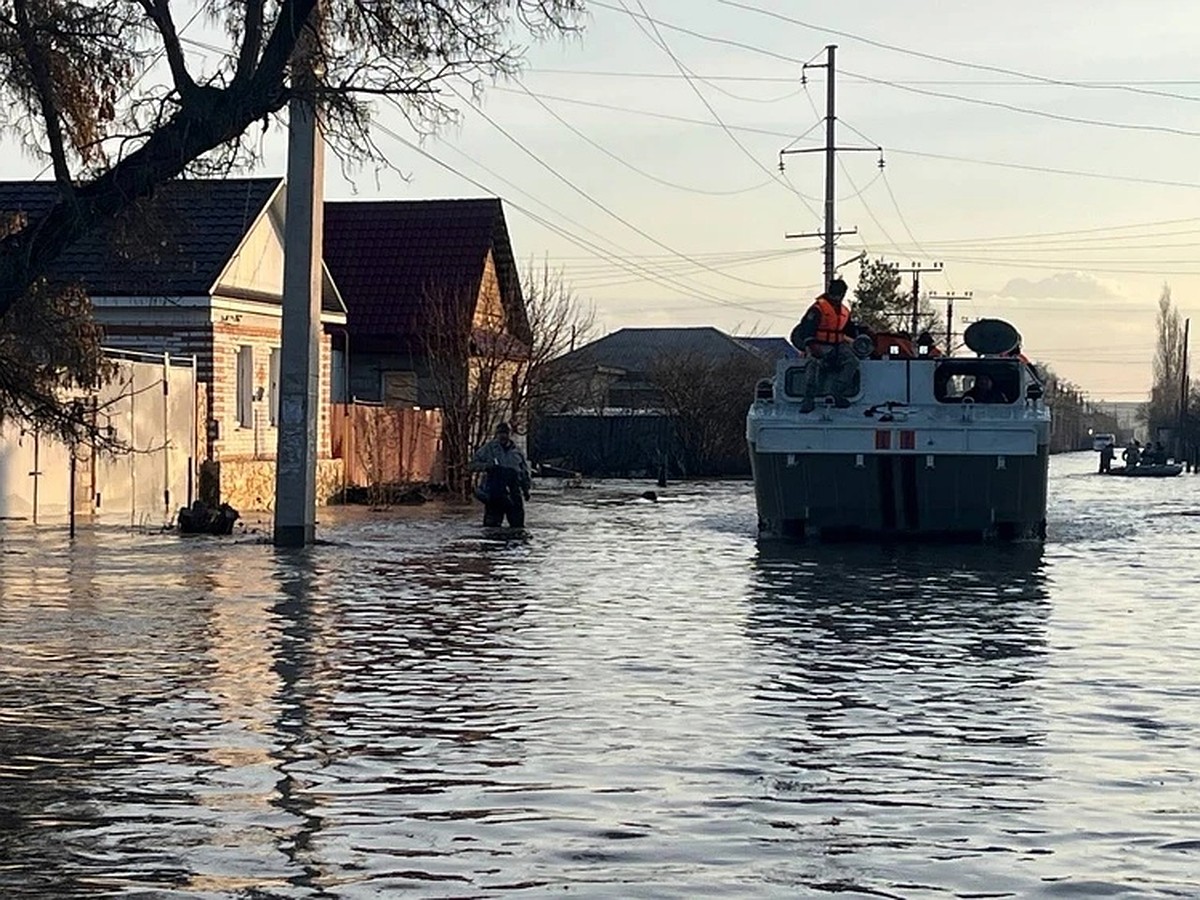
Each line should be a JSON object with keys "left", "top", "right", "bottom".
{"left": 1, "top": 454, "right": 1199, "bottom": 897}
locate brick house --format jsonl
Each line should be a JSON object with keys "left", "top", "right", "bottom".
{"left": 322, "top": 197, "right": 529, "bottom": 411}
{"left": 0, "top": 177, "right": 348, "bottom": 510}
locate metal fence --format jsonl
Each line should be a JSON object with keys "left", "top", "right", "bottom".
{"left": 0, "top": 349, "right": 198, "bottom": 528}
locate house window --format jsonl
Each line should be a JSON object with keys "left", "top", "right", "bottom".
{"left": 330, "top": 348, "right": 347, "bottom": 404}
{"left": 236, "top": 345, "right": 254, "bottom": 428}
{"left": 381, "top": 370, "right": 418, "bottom": 405}
{"left": 269, "top": 348, "right": 281, "bottom": 426}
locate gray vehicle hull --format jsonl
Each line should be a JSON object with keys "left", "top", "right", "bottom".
{"left": 750, "top": 444, "right": 1050, "bottom": 542}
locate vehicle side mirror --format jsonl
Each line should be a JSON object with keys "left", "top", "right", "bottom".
{"left": 1026, "top": 383, "right": 1044, "bottom": 400}
{"left": 755, "top": 379, "right": 773, "bottom": 401}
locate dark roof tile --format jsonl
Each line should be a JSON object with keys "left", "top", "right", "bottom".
{"left": 558, "top": 327, "right": 760, "bottom": 374}
{"left": 322, "top": 198, "right": 524, "bottom": 345}
{"left": 734, "top": 336, "right": 802, "bottom": 362}
{"left": 0, "top": 178, "right": 281, "bottom": 296}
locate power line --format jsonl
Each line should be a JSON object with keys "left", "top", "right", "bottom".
{"left": 933, "top": 254, "right": 1200, "bottom": 276}
{"left": 844, "top": 69, "right": 1200, "bottom": 140}
{"left": 508, "top": 80, "right": 776, "bottom": 197}
{"left": 446, "top": 83, "right": 797, "bottom": 294}
{"left": 715, "top": 0, "right": 1200, "bottom": 106}
{"left": 891, "top": 225, "right": 1200, "bottom": 249}
{"left": 883, "top": 146, "right": 1200, "bottom": 191}
{"left": 617, "top": 0, "right": 824, "bottom": 225}
{"left": 882, "top": 215, "right": 1200, "bottom": 246}
{"left": 591, "top": 1, "right": 1200, "bottom": 138}
{"left": 374, "top": 110, "right": 792, "bottom": 318}
{"left": 797, "top": 80, "right": 900, "bottom": 259}
{"left": 492, "top": 86, "right": 1200, "bottom": 191}
{"left": 525, "top": 68, "right": 1200, "bottom": 92}
{"left": 901, "top": 240, "right": 1200, "bottom": 255}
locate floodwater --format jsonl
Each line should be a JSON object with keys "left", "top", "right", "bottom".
{"left": 2, "top": 452, "right": 1200, "bottom": 899}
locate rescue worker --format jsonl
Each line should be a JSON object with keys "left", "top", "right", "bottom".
{"left": 1122, "top": 439, "right": 1141, "bottom": 468}
{"left": 1098, "top": 441, "right": 1115, "bottom": 474}
{"left": 469, "top": 421, "right": 532, "bottom": 528}
{"left": 789, "top": 277, "right": 859, "bottom": 413}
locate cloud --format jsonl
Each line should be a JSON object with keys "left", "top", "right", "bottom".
{"left": 994, "top": 271, "right": 1123, "bottom": 301}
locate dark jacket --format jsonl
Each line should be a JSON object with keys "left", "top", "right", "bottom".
{"left": 470, "top": 439, "right": 532, "bottom": 491}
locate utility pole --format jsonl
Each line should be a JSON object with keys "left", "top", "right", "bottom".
{"left": 821, "top": 43, "right": 836, "bottom": 287}
{"left": 929, "top": 291, "right": 972, "bottom": 353}
{"left": 274, "top": 6, "right": 324, "bottom": 547}
{"left": 886, "top": 261, "right": 943, "bottom": 337}
{"left": 1179, "top": 316, "right": 1190, "bottom": 462}
{"left": 780, "top": 45, "right": 878, "bottom": 291}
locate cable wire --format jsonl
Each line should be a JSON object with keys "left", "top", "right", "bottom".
{"left": 716, "top": 0, "right": 1200, "bottom": 106}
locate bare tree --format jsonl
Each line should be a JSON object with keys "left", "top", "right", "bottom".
{"left": 514, "top": 260, "right": 596, "bottom": 425}
{"left": 649, "top": 350, "right": 771, "bottom": 476}
{"left": 1147, "top": 284, "right": 1184, "bottom": 435}
{"left": 417, "top": 275, "right": 527, "bottom": 498}
{"left": 0, "top": 278, "right": 114, "bottom": 444}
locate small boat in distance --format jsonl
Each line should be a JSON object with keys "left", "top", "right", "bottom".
{"left": 1106, "top": 464, "right": 1183, "bottom": 478}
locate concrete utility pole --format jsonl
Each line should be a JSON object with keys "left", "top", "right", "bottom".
{"left": 929, "top": 291, "right": 973, "bottom": 352}
{"left": 274, "top": 10, "right": 325, "bottom": 547}
{"left": 780, "top": 45, "right": 878, "bottom": 291}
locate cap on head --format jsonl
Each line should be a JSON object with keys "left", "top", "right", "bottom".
{"left": 495, "top": 421, "right": 512, "bottom": 435}
{"left": 826, "top": 278, "right": 848, "bottom": 301}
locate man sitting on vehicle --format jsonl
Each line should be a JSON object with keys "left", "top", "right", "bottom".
{"left": 789, "top": 277, "right": 860, "bottom": 413}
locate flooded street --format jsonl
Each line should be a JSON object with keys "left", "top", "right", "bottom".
{"left": 2, "top": 451, "right": 1200, "bottom": 898}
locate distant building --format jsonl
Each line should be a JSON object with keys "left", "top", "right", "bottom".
{"left": 532, "top": 326, "right": 775, "bottom": 477}
{"left": 1095, "top": 401, "right": 1144, "bottom": 440}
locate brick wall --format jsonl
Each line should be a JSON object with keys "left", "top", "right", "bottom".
{"left": 210, "top": 311, "right": 334, "bottom": 461}
{"left": 98, "top": 301, "right": 339, "bottom": 511}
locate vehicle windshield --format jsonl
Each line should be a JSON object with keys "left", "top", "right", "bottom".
{"left": 933, "top": 360, "right": 1020, "bottom": 404}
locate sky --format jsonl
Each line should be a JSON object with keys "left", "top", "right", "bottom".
{"left": 13, "top": 0, "right": 1200, "bottom": 404}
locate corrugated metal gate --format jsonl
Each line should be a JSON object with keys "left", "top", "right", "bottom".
{"left": 0, "top": 350, "right": 197, "bottom": 528}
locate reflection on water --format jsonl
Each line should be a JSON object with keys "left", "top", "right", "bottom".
{"left": 743, "top": 544, "right": 1052, "bottom": 895}
{"left": 1, "top": 453, "right": 1199, "bottom": 897}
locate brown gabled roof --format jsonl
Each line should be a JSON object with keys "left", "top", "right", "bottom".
{"left": 322, "top": 197, "right": 526, "bottom": 350}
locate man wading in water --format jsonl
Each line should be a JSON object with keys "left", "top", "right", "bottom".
{"left": 470, "top": 421, "right": 532, "bottom": 527}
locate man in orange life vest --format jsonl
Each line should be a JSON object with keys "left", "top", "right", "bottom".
{"left": 789, "top": 277, "right": 860, "bottom": 413}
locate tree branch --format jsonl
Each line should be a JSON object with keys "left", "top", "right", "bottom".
{"left": 137, "top": 0, "right": 197, "bottom": 101}
{"left": 235, "top": 0, "right": 266, "bottom": 88}
{"left": 12, "top": 0, "right": 72, "bottom": 187}
{"left": 0, "top": 0, "right": 322, "bottom": 320}
{"left": 249, "top": 0, "right": 319, "bottom": 101}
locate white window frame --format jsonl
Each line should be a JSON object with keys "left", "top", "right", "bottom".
{"left": 269, "top": 348, "right": 281, "bottom": 426}
{"left": 236, "top": 345, "right": 254, "bottom": 428}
